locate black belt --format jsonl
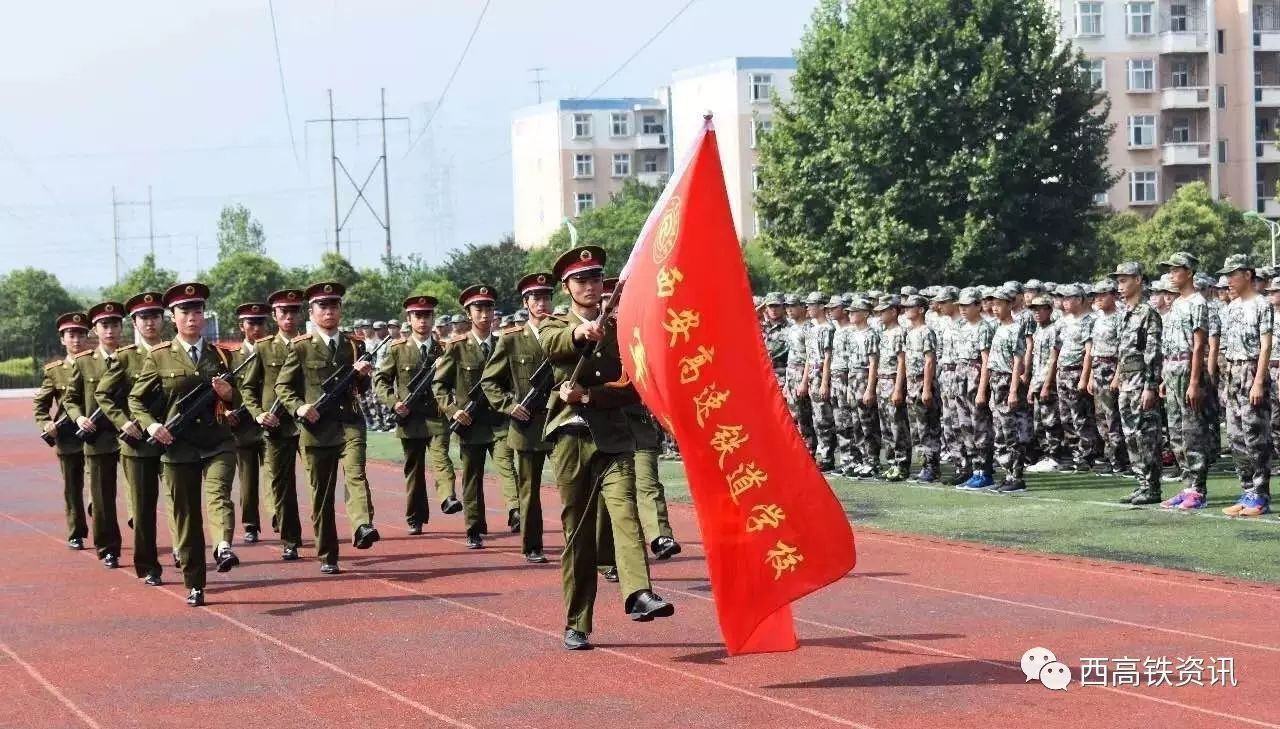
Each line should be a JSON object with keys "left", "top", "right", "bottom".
{"left": 1093, "top": 356, "right": 1117, "bottom": 364}
{"left": 1165, "top": 353, "right": 1191, "bottom": 363}
{"left": 555, "top": 423, "right": 591, "bottom": 437}
{"left": 1060, "top": 364, "right": 1083, "bottom": 371}
{"left": 942, "top": 363, "right": 957, "bottom": 371}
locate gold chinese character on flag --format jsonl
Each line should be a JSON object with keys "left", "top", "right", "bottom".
{"left": 746, "top": 504, "right": 786, "bottom": 532}
{"left": 678, "top": 345, "right": 715, "bottom": 384}
{"left": 726, "top": 461, "right": 768, "bottom": 504}
{"left": 656, "top": 266, "right": 684, "bottom": 298}
{"left": 710, "top": 424, "right": 749, "bottom": 468}
{"left": 692, "top": 383, "right": 730, "bottom": 427}
{"left": 663, "top": 308, "right": 701, "bottom": 346}
{"left": 765, "top": 541, "right": 804, "bottom": 579}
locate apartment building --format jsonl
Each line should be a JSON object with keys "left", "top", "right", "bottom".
{"left": 510, "top": 57, "right": 796, "bottom": 247}
{"left": 1055, "top": 0, "right": 1280, "bottom": 216}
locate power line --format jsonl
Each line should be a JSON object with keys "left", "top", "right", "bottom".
{"left": 403, "top": 0, "right": 493, "bottom": 157}
{"left": 586, "top": 0, "right": 699, "bottom": 97}
{"left": 529, "top": 67, "right": 547, "bottom": 103}
{"left": 266, "top": 0, "right": 302, "bottom": 171}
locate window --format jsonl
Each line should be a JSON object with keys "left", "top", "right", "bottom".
{"left": 751, "top": 119, "right": 773, "bottom": 147}
{"left": 612, "top": 153, "right": 631, "bottom": 177}
{"left": 1218, "top": 84, "right": 1227, "bottom": 108}
{"left": 1075, "top": 2, "right": 1103, "bottom": 35}
{"left": 1128, "top": 114, "right": 1156, "bottom": 147}
{"left": 1084, "top": 58, "right": 1105, "bottom": 90}
{"left": 573, "top": 153, "right": 594, "bottom": 178}
{"left": 1219, "top": 139, "right": 1227, "bottom": 162}
{"left": 1171, "top": 60, "right": 1189, "bottom": 88}
{"left": 749, "top": 73, "right": 773, "bottom": 102}
{"left": 610, "top": 112, "right": 630, "bottom": 137}
{"left": 640, "top": 113, "right": 664, "bottom": 135}
{"left": 1127, "top": 59, "right": 1154, "bottom": 91}
{"left": 641, "top": 152, "right": 660, "bottom": 173}
{"left": 752, "top": 166, "right": 762, "bottom": 192}
{"left": 1170, "top": 4, "right": 1188, "bottom": 31}
{"left": 1092, "top": 191, "right": 1110, "bottom": 206}
{"left": 1127, "top": 2, "right": 1154, "bottom": 35}
{"left": 1130, "top": 170, "right": 1158, "bottom": 203}
{"left": 1218, "top": 29, "right": 1225, "bottom": 52}
{"left": 572, "top": 113, "right": 592, "bottom": 139}
{"left": 574, "top": 193, "right": 594, "bottom": 215}
{"left": 1170, "top": 116, "right": 1191, "bottom": 143}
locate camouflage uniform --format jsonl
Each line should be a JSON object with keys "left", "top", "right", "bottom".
{"left": 952, "top": 312, "right": 995, "bottom": 476}
{"left": 830, "top": 318, "right": 856, "bottom": 470}
{"left": 1029, "top": 316, "right": 1063, "bottom": 462}
{"left": 932, "top": 306, "right": 960, "bottom": 464}
{"left": 988, "top": 316, "right": 1032, "bottom": 484}
{"left": 845, "top": 318, "right": 881, "bottom": 472}
{"left": 805, "top": 304, "right": 838, "bottom": 470}
{"left": 1220, "top": 290, "right": 1273, "bottom": 500}
{"left": 876, "top": 316, "right": 910, "bottom": 475}
{"left": 1161, "top": 288, "right": 1213, "bottom": 492}
{"left": 783, "top": 310, "right": 815, "bottom": 452}
{"left": 904, "top": 317, "right": 942, "bottom": 473}
{"left": 1114, "top": 281, "right": 1164, "bottom": 501}
{"left": 1087, "top": 300, "right": 1129, "bottom": 473}
{"left": 1207, "top": 295, "right": 1225, "bottom": 465}
{"left": 762, "top": 293, "right": 789, "bottom": 390}
{"left": 1054, "top": 304, "right": 1100, "bottom": 470}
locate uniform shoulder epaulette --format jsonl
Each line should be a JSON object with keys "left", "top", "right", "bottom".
{"left": 500, "top": 325, "right": 522, "bottom": 335}
{"left": 255, "top": 335, "right": 274, "bottom": 344}
{"left": 44, "top": 360, "right": 61, "bottom": 371}
{"left": 73, "top": 349, "right": 93, "bottom": 359}
{"left": 216, "top": 342, "right": 240, "bottom": 352}
{"left": 152, "top": 341, "right": 172, "bottom": 350}
{"left": 292, "top": 333, "right": 313, "bottom": 343}
{"left": 445, "top": 334, "right": 467, "bottom": 345}
{"left": 389, "top": 337, "right": 407, "bottom": 347}
{"left": 116, "top": 344, "right": 137, "bottom": 353}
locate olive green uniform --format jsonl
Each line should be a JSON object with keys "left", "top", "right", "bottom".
{"left": 129, "top": 340, "right": 240, "bottom": 591}
{"left": 240, "top": 332, "right": 303, "bottom": 550}
{"left": 97, "top": 343, "right": 164, "bottom": 578}
{"left": 625, "top": 404, "right": 674, "bottom": 547}
{"left": 274, "top": 332, "right": 375, "bottom": 565}
{"left": 229, "top": 343, "right": 266, "bottom": 535}
{"left": 541, "top": 311, "right": 653, "bottom": 635}
{"left": 65, "top": 349, "right": 123, "bottom": 560}
{"left": 480, "top": 323, "right": 552, "bottom": 555}
{"left": 373, "top": 334, "right": 452, "bottom": 528}
{"left": 433, "top": 332, "right": 504, "bottom": 538}
{"left": 33, "top": 357, "right": 87, "bottom": 542}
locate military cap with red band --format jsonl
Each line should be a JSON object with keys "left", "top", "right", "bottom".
{"left": 268, "top": 288, "right": 305, "bottom": 308}
{"left": 517, "top": 272, "right": 555, "bottom": 296}
{"left": 125, "top": 291, "right": 164, "bottom": 317}
{"left": 602, "top": 277, "right": 619, "bottom": 296}
{"left": 305, "top": 281, "right": 345, "bottom": 303}
{"left": 403, "top": 294, "right": 438, "bottom": 312}
{"left": 56, "top": 312, "right": 89, "bottom": 332}
{"left": 458, "top": 284, "right": 496, "bottom": 308}
{"left": 163, "top": 282, "right": 210, "bottom": 308}
{"left": 88, "top": 301, "right": 126, "bottom": 324}
{"left": 236, "top": 302, "right": 269, "bottom": 320}
{"left": 552, "top": 245, "right": 607, "bottom": 281}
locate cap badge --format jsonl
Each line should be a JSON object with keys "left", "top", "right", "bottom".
{"left": 185, "top": 285, "right": 195, "bottom": 295}
{"left": 104, "top": 304, "right": 114, "bottom": 312}
{"left": 323, "top": 284, "right": 333, "bottom": 293}
{"left": 143, "top": 294, "right": 154, "bottom": 303}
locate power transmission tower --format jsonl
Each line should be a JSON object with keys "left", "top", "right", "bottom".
{"left": 306, "top": 89, "right": 410, "bottom": 259}
{"left": 529, "top": 67, "right": 547, "bottom": 103}
{"left": 111, "top": 185, "right": 155, "bottom": 283}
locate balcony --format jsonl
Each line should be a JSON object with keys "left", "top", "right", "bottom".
{"left": 1161, "top": 86, "right": 1210, "bottom": 108}
{"left": 1162, "top": 142, "right": 1211, "bottom": 165}
{"left": 636, "top": 171, "right": 666, "bottom": 186}
{"left": 1258, "top": 86, "right": 1280, "bottom": 106}
{"left": 636, "top": 132, "right": 668, "bottom": 149}
{"left": 1259, "top": 140, "right": 1280, "bottom": 163}
{"left": 1258, "top": 196, "right": 1280, "bottom": 217}
{"left": 1160, "top": 30, "right": 1209, "bottom": 53}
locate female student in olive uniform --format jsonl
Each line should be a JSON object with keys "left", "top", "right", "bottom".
{"left": 33, "top": 311, "right": 92, "bottom": 550}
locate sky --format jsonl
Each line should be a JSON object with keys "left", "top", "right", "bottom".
{"left": 0, "top": 0, "right": 814, "bottom": 291}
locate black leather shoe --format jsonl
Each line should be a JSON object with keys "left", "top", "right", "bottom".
{"left": 320, "top": 562, "right": 340, "bottom": 575}
{"left": 353, "top": 524, "right": 381, "bottom": 549}
{"left": 186, "top": 589, "right": 205, "bottom": 607}
{"left": 440, "top": 497, "right": 463, "bottom": 515}
{"left": 143, "top": 572, "right": 163, "bottom": 586}
{"left": 243, "top": 528, "right": 259, "bottom": 544}
{"left": 508, "top": 508, "right": 521, "bottom": 533}
{"left": 67, "top": 538, "right": 83, "bottom": 550}
{"left": 465, "top": 533, "right": 484, "bottom": 550}
{"left": 628, "top": 590, "right": 675, "bottom": 621}
{"left": 601, "top": 566, "right": 619, "bottom": 583}
{"left": 407, "top": 521, "right": 423, "bottom": 536}
{"left": 1129, "top": 490, "right": 1163, "bottom": 506}
{"left": 1119, "top": 487, "right": 1142, "bottom": 505}
{"left": 524, "top": 550, "right": 547, "bottom": 564}
{"left": 563, "top": 629, "right": 592, "bottom": 650}
{"left": 651, "top": 536, "right": 682, "bottom": 561}
{"left": 215, "top": 547, "right": 240, "bottom": 573}
{"left": 281, "top": 546, "right": 299, "bottom": 561}
{"left": 103, "top": 554, "right": 119, "bottom": 569}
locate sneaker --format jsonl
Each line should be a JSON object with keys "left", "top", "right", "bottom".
{"left": 856, "top": 464, "right": 879, "bottom": 479}
{"left": 1161, "top": 473, "right": 1183, "bottom": 483}
{"left": 996, "top": 479, "right": 1027, "bottom": 493}
{"left": 947, "top": 470, "right": 972, "bottom": 486}
{"left": 1223, "top": 495, "right": 1250, "bottom": 516}
{"left": 956, "top": 472, "right": 992, "bottom": 491}
{"left": 912, "top": 466, "right": 938, "bottom": 483}
{"left": 1238, "top": 494, "right": 1271, "bottom": 517}
{"left": 1161, "top": 490, "right": 1192, "bottom": 509}
{"left": 1129, "top": 490, "right": 1164, "bottom": 506}
{"left": 1177, "top": 492, "right": 1207, "bottom": 510}
{"left": 882, "top": 466, "right": 905, "bottom": 482}
{"left": 1026, "top": 458, "right": 1059, "bottom": 473}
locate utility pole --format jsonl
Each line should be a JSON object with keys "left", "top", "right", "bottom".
{"left": 112, "top": 186, "right": 119, "bottom": 283}
{"left": 529, "top": 67, "right": 547, "bottom": 103}
{"left": 147, "top": 185, "right": 155, "bottom": 256}
{"left": 111, "top": 186, "right": 156, "bottom": 280}
{"left": 306, "top": 89, "right": 409, "bottom": 260}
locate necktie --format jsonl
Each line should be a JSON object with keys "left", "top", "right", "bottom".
{"left": 189, "top": 345, "right": 199, "bottom": 365}
{"left": 420, "top": 343, "right": 429, "bottom": 361}
{"left": 328, "top": 338, "right": 337, "bottom": 360}
{"left": 481, "top": 340, "right": 491, "bottom": 360}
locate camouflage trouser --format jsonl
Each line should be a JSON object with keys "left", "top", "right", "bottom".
{"left": 847, "top": 370, "right": 880, "bottom": 467}
{"left": 876, "top": 375, "right": 910, "bottom": 471}
{"left": 1162, "top": 362, "right": 1211, "bottom": 492}
{"left": 1057, "top": 367, "right": 1099, "bottom": 469}
{"left": 1224, "top": 361, "right": 1272, "bottom": 497}
{"left": 990, "top": 372, "right": 1031, "bottom": 481}
{"left": 906, "top": 375, "right": 941, "bottom": 467}
{"left": 808, "top": 375, "right": 837, "bottom": 469}
{"left": 938, "top": 367, "right": 958, "bottom": 463}
{"left": 1117, "top": 370, "right": 1162, "bottom": 494}
{"left": 1204, "top": 371, "right": 1221, "bottom": 467}
{"left": 1091, "top": 362, "right": 1129, "bottom": 470}
{"left": 1270, "top": 362, "right": 1280, "bottom": 464}
{"left": 831, "top": 371, "right": 855, "bottom": 468}
{"left": 785, "top": 367, "right": 816, "bottom": 453}
{"left": 950, "top": 362, "right": 993, "bottom": 473}
{"left": 1030, "top": 386, "right": 1063, "bottom": 462}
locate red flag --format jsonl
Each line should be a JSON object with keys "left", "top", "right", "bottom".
{"left": 616, "top": 118, "right": 856, "bottom": 655}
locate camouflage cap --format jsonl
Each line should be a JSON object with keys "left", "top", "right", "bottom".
{"left": 1215, "top": 275, "right": 1230, "bottom": 289}
{"left": 1003, "top": 280, "right": 1024, "bottom": 294}
{"left": 845, "top": 296, "right": 874, "bottom": 312}
{"left": 1218, "top": 254, "right": 1255, "bottom": 276}
{"left": 866, "top": 289, "right": 884, "bottom": 301}
{"left": 956, "top": 288, "right": 981, "bottom": 306}
{"left": 804, "top": 291, "right": 827, "bottom": 305}
{"left": 1157, "top": 251, "right": 1199, "bottom": 271}
{"left": 763, "top": 291, "right": 785, "bottom": 306}
{"left": 873, "top": 295, "right": 901, "bottom": 312}
{"left": 824, "top": 295, "right": 844, "bottom": 309}
{"left": 752, "top": 295, "right": 764, "bottom": 309}
{"left": 1092, "top": 279, "right": 1118, "bottom": 295}
{"left": 899, "top": 285, "right": 919, "bottom": 297}
{"left": 783, "top": 293, "right": 801, "bottom": 306}
{"left": 514, "top": 310, "right": 530, "bottom": 322}
{"left": 1269, "top": 279, "right": 1280, "bottom": 293}
{"left": 1108, "top": 261, "right": 1145, "bottom": 279}
{"left": 1028, "top": 294, "right": 1053, "bottom": 308}
{"left": 1193, "top": 273, "right": 1215, "bottom": 290}
{"left": 1149, "top": 277, "right": 1173, "bottom": 293}
{"left": 1056, "top": 283, "right": 1084, "bottom": 298}
{"left": 1024, "top": 279, "right": 1045, "bottom": 292}
{"left": 1258, "top": 265, "right": 1275, "bottom": 280}
{"left": 903, "top": 294, "right": 928, "bottom": 308}
{"left": 984, "top": 288, "right": 1013, "bottom": 302}
{"left": 931, "top": 286, "right": 957, "bottom": 303}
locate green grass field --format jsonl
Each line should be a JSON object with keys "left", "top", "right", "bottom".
{"left": 366, "top": 432, "right": 1280, "bottom": 584}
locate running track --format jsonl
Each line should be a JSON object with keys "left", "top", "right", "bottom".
{"left": 1, "top": 398, "right": 1276, "bottom": 729}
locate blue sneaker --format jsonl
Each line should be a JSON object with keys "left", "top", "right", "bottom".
{"left": 956, "top": 472, "right": 991, "bottom": 490}
{"left": 1238, "top": 494, "right": 1271, "bottom": 517}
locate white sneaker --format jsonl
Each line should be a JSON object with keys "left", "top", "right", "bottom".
{"left": 1027, "top": 458, "right": 1060, "bottom": 473}
{"left": 1161, "top": 473, "right": 1182, "bottom": 483}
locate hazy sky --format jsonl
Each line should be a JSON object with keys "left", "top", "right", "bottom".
{"left": 0, "top": 1, "right": 814, "bottom": 290}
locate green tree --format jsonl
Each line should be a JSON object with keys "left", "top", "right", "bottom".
{"left": 1103, "top": 183, "right": 1270, "bottom": 273}
{"left": 439, "top": 234, "right": 530, "bottom": 311}
{"left": 310, "top": 251, "right": 361, "bottom": 288}
{"left": 101, "top": 253, "right": 177, "bottom": 302}
{"left": 756, "top": 0, "right": 1115, "bottom": 289}
{"left": 528, "top": 178, "right": 663, "bottom": 277}
{"left": 743, "top": 239, "right": 788, "bottom": 293}
{"left": 215, "top": 204, "right": 266, "bottom": 260}
{"left": 0, "top": 269, "right": 83, "bottom": 363}
{"left": 203, "top": 252, "right": 287, "bottom": 339}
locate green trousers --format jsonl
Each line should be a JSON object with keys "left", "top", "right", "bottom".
{"left": 458, "top": 443, "right": 492, "bottom": 536}
{"left": 123, "top": 454, "right": 161, "bottom": 578}
{"left": 551, "top": 433, "right": 651, "bottom": 634}
{"left": 633, "top": 447, "right": 673, "bottom": 545}
{"left": 493, "top": 435, "right": 519, "bottom": 511}
{"left": 58, "top": 452, "right": 87, "bottom": 541}
{"left": 303, "top": 428, "right": 373, "bottom": 565}
{"left": 87, "top": 452, "right": 122, "bottom": 559}
{"left": 264, "top": 435, "right": 302, "bottom": 549}
{"left": 237, "top": 443, "right": 265, "bottom": 532}
{"left": 165, "top": 452, "right": 236, "bottom": 590}
{"left": 205, "top": 453, "right": 236, "bottom": 547}
{"left": 515, "top": 449, "right": 546, "bottom": 554}
{"left": 400, "top": 435, "right": 455, "bottom": 527}
{"left": 432, "top": 430, "right": 456, "bottom": 501}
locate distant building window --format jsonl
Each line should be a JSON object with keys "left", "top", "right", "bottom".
{"left": 572, "top": 113, "right": 592, "bottom": 139}
{"left": 1084, "top": 58, "right": 1105, "bottom": 90}
{"left": 1170, "top": 59, "right": 1189, "bottom": 87}
{"left": 641, "top": 152, "right": 660, "bottom": 173}
{"left": 575, "top": 193, "right": 594, "bottom": 215}
{"left": 1169, "top": 3, "right": 1188, "bottom": 32}
{"left": 749, "top": 73, "right": 773, "bottom": 102}
{"left": 751, "top": 119, "right": 773, "bottom": 148}
{"left": 1076, "top": 1, "right": 1104, "bottom": 36}
{"left": 1169, "top": 115, "right": 1191, "bottom": 143}
{"left": 610, "top": 112, "right": 630, "bottom": 137}
{"left": 1128, "top": 114, "right": 1156, "bottom": 147}
{"left": 752, "top": 166, "right": 762, "bottom": 192}
{"left": 641, "top": 113, "right": 665, "bottom": 135}
{"left": 1130, "top": 170, "right": 1158, "bottom": 203}
{"left": 1092, "top": 191, "right": 1109, "bottom": 206}
{"left": 1218, "top": 84, "right": 1226, "bottom": 108}
{"left": 612, "top": 153, "right": 631, "bottom": 177}
{"left": 1126, "top": 2, "right": 1154, "bottom": 35}
{"left": 573, "top": 154, "right": 594, "bottom": 178}
{"left": 1127, "top": 58, "right": 1154, "bottom": 91}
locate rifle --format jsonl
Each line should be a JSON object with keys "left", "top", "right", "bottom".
{"left": 448, "top": 380, "right": 490, "bottom": 434}
{"left": 148, "top": 351, "right": 258, "bottom": 448}
{"left": 119, "top": 379, "right": 164, "bottom": 448}
{"left": 40, "top": 414, "right": 77, "bottom": 447}
{"left": 73, "top": 408, "right": 114, "bottom": 442}
{"left": 511, "top": 358, "right": 553, "bottom": 430}
{"left": 395, "top": 357, "right": 438, "bottom": 425}
{"left": 301, "top": 335, "right": 391, "bottom": 432}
